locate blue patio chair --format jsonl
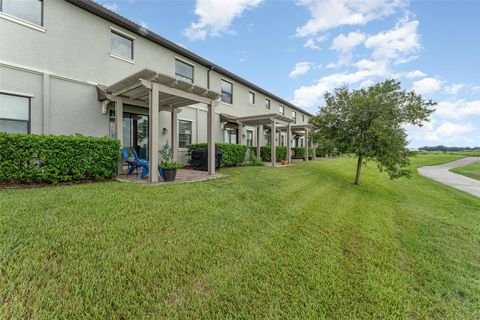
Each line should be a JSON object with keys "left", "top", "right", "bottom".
{"left": 121, "top": 148, "right": 138, "bottom": 176}
{"left": 133, "top": 149, "right": 150, "bottom": 179}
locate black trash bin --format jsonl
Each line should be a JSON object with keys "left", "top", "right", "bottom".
{"left": 191, "top": 147, "right": 222, "bottom": 171}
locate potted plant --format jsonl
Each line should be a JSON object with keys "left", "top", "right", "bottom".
{"left": 159, "top": 147, "right": 182, "bottom": 182}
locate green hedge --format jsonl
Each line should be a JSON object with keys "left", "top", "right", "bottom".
{"left": 187, "top": 143, "right": 246, "bottom": 167}
{"left": 0, "top": 133, "right": 120, "bottom": 183}
{"left": 253, "top": 146, "right": 314, "bottom": 161}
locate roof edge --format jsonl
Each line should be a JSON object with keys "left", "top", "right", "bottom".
{"left": 63, "top": 0, "right": 313, "bottom": 117}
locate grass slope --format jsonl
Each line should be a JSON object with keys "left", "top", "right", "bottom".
{"left": 450, "top": 161, "right": 480, "bottom": 181}
{"left": 1, "top": 154, "right": 479, "bottom": 319}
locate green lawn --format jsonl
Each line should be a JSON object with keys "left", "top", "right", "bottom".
{"left": 450, "top": 160, "right": 480, "bottom": 181}
{"left": 1, "top": 154, "right": 479, "bottom": 318}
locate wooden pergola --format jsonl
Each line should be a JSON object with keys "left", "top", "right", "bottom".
{"left": 106, "top": 69, "right": 221, "bottom": 182}
{"left": 277, "top": 123, "right": 316, "bottom": 161}
{"left": 224, "top": 113, "right": 295, "bottom": 166}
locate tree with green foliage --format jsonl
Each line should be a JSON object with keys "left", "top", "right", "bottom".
{"left": 310, "top": 79, "right": 435, "bottom": 185}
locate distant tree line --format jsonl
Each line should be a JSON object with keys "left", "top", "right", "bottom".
{"left": 419, "top": 145, "right": 480, "bottom": 152}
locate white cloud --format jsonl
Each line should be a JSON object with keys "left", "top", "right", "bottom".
{"left": 295, "top": 0, "right": 405, "bottom": 37}
{"left": 326, "top": 53, "right": 353, "bottom": 69}
{"left": 102, "top": 2, "right": 119, "bottom": 12}
{"left": 444, "top": 83, "right": 464, "bottom": 95}
{"left": 406, "top": 70, "right": 426, "bottom": 78}
{"left": 184, "top": 0, "right": 263, "bottom": 41}
{"left": 289, "top": 62, "right": 314, "bottom": 78}
{"left": 423, "top": 121, "right": 476, "bottom": 141}
{"left": 435, "top": 100, "right": 480, "bottom": 120}
{"left": 412, "top": 77, "right": 442, "bottom": 95}
{"left": 364, "top": 17, "right": 421, "bottom": 62}
{"left": 303, "top": 36, "right": 326, "bottom": 50}
{"left": 331, "top": 31, "right": 366, "bottom": 52}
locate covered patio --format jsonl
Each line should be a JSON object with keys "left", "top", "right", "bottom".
{"left": 103, "top": 69, "right": 221, "bottom": 182}
{"left": 277, "top": 123, "right": 316, "bottom": 161}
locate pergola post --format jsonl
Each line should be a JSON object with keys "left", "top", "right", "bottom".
{"left": 238, "top": 121, "right": 243, "bottom": 145}
{"left": 271, "top": 120, "right": 276, "bottom": 167}
{"left": 207, "top": 101, "right": 217, "bottom": 175}
{"left": 287, "top": 123, "right": 292, "bottom": 164}
{"left": 256, "top": 125, "right": 261, "bottom": 158}
{"left": 171, "top": 106, "right": 178, "bottom": 161}
{"left": 148, "top": 83, "right": 160, "bottom": 183}
{"left": 115, "top": 97, "right": 123, "bottom": 173}
{"left": 304, "top": 128, "right": 309, "bottom": 161}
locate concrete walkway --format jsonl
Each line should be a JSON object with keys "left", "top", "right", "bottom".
{"left": 418, "top": 157, "right": 480, "bottom": 197}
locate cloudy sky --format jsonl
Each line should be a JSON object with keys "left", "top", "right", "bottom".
{"left": 99, "top": 0, "right": 480, "bottom": 147}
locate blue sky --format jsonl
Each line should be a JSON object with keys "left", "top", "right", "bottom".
{"left": 99, "top": 0, "right": 480, "bottom": 147}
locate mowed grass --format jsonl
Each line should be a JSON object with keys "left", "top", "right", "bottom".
{"left": 450, "top": 160, "right": 480, "bottom": 181}
{"left": 1, "top": 154, "right": 479, "bottom": 319}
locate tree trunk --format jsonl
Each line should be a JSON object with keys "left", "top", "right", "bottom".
{"left": 355, "top": 155, "right": 362, "bottom": 185}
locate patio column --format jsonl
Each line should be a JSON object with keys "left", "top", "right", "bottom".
{"left": 256, "top": 125, "right": 261, "bottom": 158}
{"left": 238, "top": 121, "right": 243, "bottom": 145}
{"left": 171, "top": 107, "right": 178, "bottom": 161}
{"left": 287, "top": 123, "right": 292, "bottom": 164}
{"left": 115, "top": 97, "right": 123, "bottom": 173}
{"left": 271, "top": 120, "right": 276, "bottom": 167}
{"left": 148, "top": 84, "right": 160, "bottom": 183}
{"left": 207, "top": 101, "right": 217, "bottom": 175}
{"left": 304, "top": 128, "right": 309, "bottom": 161}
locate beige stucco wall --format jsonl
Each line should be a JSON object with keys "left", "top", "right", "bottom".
{"left": 0, "top": 0, "right": 309, "bottom": 162}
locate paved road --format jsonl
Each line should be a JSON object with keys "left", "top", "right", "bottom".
{"left": 418, "top": 157, "right": 480, "bottom": 197}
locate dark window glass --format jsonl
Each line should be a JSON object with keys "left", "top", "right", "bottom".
{"left": 179, "top": 120, "right": 192, "bottom": 148}
{"left": 224, "top": 128, "right": 237, "bottom": 144}
{"left": 1, "top": 0, "right": 43, "bottom": 26}
{"left": 111, "top": 31, "right": 133, "bottom": 60}
{"left": 249, "top": 91, "right": 255, "bottom": 105}
{"left": 302, "top": 114, "right": 305, "bottom": 122}
{"left": 264, "top": 130, "right": 271, "bottom": 146}
{"left": 265, "top": 99, "right": 270, "bottom": 110}
{"left": 0, "top": 93, "right": 30, "bottom": 134}
{"left": 221, "top": 80, "right": 233, "bottom": 104}
{"left": 246, "top": 130, "right": 253, "bottom": 147}
{"left": 279, "top": 105, "right": 285, "bottom": 115}
{"left": 292, "top": 111, "right": 297, "bottom": 124}
{"left": 175, "top": 59, "right": 194, "bottom": 83}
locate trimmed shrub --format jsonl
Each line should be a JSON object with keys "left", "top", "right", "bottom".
{"left": 291, "top": 147, "right": 313, "bottom": 159}
{"left": 187, "top": 143, "right": 246, "bottom": 167}
{"left": 0, "top": 133, "right": 120, "bottom": 183}
{"left": 258, "top": 146, "right": 287, "bottom": 162}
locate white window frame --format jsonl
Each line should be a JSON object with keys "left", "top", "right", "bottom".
{"left": 0, "top": 92, "right": 31, "bottom": 134}
{"left": 265, "top": 98, "right": 271, "bottom": 110}
{"left": 178, "top": 119, "right": 192, "bottom": 149}
{"left": 279, "top": 105, "right": 285, "bottom": 115}
{"left": 248, "top": 91, "right": 255, "bottom": 105}
{"left": 175, "top": 58, "right": 194, "bottom": 83}
{"left": 221, "top": 79, "right": 233, "bottom": 105}
{"left": 110, "top": 27, "right": 135, "bottom": 63}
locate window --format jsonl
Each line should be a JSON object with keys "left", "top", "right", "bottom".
{"left": 249, "top": 91, "right": 255, "bottom": 105}
{"left": 265, "top": 99, "right": 270, "bottom": 110}
{"left": 179, "top": 120, "right": 192, "bottom": 148}
{"left": 175, "top": 59, "right": 194, "bottom": 83}
{"left": 0, "top": 93, "right": 30, "bottom": 134}
{"left": 302, "top": 114, "right": 305, "bottom": 122}
{"left": 292, "top": 111, "right": 297, "bottom": 124}
{"left": 111, "top": 30, "right": 133, "bottom": 60}
{"left": 246, "top": 130, "right": 253, "bottom": 147}
{"left": 279, "top": 105, "right": 285, "bottom": 115}
{"left": 264, "top": 130, "right": 271, "bottom": 146}
{"left": 221, "top": 80, "right": 233, "bottom": 104}
{"left": 0, "top": 0, "right": 43, "bottom": 26}
{"left": 224, "top": 128, "right": 237, "bottom": 144}
{"left": 280, "top": 134, "right": 285, "bottom": 146}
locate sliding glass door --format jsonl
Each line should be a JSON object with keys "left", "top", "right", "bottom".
{"left": 110, "top": 110, "right": 149, "bottom": 160}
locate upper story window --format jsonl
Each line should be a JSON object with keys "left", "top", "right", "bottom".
{"left": 249, "top": 91, "right": 255, "bottom": 105}
{"left": 0, "top": 93, "right": 30, "bottom": 134}
{"left": 221, "top": 80, "right": 233, "bottom": 104}
{"left": 279, "top": 105, "right": 285, "bottom": 115}
{"left": 302, "top": 114, "right": 305, "bottom": 122}
{"left": 175, "top": 59, "right": 194, "bottom": 83}
{"left": 111, "top": 30, "right": 133, "bottom": 60}
{"left": 0, "top": 0, "right": 43, "bottom": 26}
{"left": 265, "top": 99, "right": 270, "bottom": 110}
{"left": 292, "top": 111, "right": 297, "bottom": 123}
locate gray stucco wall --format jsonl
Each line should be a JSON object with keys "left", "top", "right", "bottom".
{"left": 0, "top": 0, "right": 309, "bottom": 162}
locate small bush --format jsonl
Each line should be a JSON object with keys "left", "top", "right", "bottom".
{"left": 292, "top": 147, "right": 314, "bottom": 159}
{"left": 259, "top": 146, "right": 287, "bottom": 162}
{"left": 187, "top": 143, "right": 246, "bottom": 167}
{"left": 0, "top": 133, "right": 120, "bottom": 183}
{"left": 249, "top": 153, "right": 264, "bottom": 166}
